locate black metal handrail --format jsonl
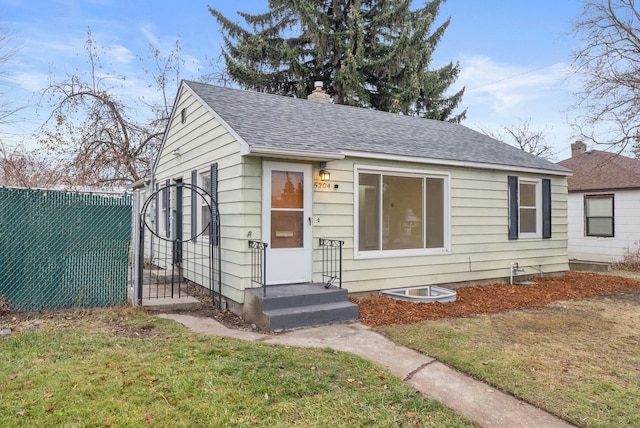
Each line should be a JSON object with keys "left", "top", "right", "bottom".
{"left": 248, "top": 240, "right": 268, "bottom": 296}
{"left": 319, "top": 238, "right": 344, "bottom": 289}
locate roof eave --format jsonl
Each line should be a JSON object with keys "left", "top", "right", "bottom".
{"left": 341, "top": 150, "right": 572, "bottom": 176}
{"left": 130, "top": 177, "right": 150, "bottom": 190}
{"left": 245, "top": 146, "right": 345, "bottom": 161}
{"left": 569, "top": 186, "right": 640, "bottom": 193}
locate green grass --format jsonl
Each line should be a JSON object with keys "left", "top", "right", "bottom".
{"left": 0, "top": 308, "right": 472, "bottom": 427}
{"left": 379, "top": 291, "right": 640, "bottom": 428}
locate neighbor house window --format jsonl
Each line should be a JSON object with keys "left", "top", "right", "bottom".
{"left": 585, "top": 194, "right": 614, "bottom": 237}
{"left": 508, "top": 176, "right": 551, "bottom": 240}
{"left": 357, "top": 167, "right": 447, "bottom": 255}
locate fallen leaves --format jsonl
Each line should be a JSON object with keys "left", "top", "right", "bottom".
{"left": 354, "top": 272, "right": 640, "bottom": 327}
{"left": 0, "top": 295, "right": 11, "bottom": 315}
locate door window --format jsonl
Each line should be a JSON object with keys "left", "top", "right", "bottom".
{"left": 270, "top": 171, "right": 304, "bottom": 248}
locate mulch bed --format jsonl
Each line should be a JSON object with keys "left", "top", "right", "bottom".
{"left": 3, "top": 272, "right": 639, "bottom": 333}
{"left": 352, "top": 271, "right": 640, "bottom": 327}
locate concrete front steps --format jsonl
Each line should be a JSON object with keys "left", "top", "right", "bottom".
{"left": 243, "top": 283, "right": 359, "bottom": 331}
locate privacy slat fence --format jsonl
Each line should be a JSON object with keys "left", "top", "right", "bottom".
{"left": 0, "top": 187, "right": 132, "bottom": 312}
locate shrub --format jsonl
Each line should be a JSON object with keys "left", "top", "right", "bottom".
{"left": 613, "top": 241, "right": 640, "bottom": 271}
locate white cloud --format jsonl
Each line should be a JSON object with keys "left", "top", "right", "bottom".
{"left": 106, "top": 44, "right": 135, "bottom": 64}
{"left": 182, "top": 52, "right": 203, "bottom": 76}
{"left": 449, "top": 55, "right": 583, "bottom": 158}
{"left": 7, "top": 71, "right": 51, "bottom": 93}
{"left": 457, "top": 55, "right": 572, "bottom": 114}
{"left": 140, "top": 26, "right": 159, "bottom": 46}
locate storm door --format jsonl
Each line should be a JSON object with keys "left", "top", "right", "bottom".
{"left": 262, "top": 161, "right": 312, "bottom": 284}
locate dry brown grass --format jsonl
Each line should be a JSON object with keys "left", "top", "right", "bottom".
{"left": 380, "top": 287, "right": 640, "bottom": 427}
{"left": 612, "top": 242, "right": 640, "bottom": 271}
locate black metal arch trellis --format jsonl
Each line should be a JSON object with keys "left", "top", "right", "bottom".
{"left": 137, "top": 182, "right": 222, "bottom": 309}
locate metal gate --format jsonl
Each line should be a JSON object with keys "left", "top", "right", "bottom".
{"left": 135, "top": 182, "right": 221, "bottom": 309}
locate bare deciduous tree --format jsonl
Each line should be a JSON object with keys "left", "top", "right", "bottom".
{"left": 481, "top": 118, "right": 556, "bottom": 160}
{"left": 201, "top": 53, "right": 232, "bottom": 87}
{"left": 571, "top": 0, "right": 640, "bottom": 155}
{"left": 38, "top": 29, "right": 185, "bottom": 187}
{"left": 0, "top": 21, "right": 65, "bottom": 189}
{"left": 0, "top": 20, "right": 23, "bottom": 127}
{"left": 0, "top": 143, "right": 66, "bottom": 188}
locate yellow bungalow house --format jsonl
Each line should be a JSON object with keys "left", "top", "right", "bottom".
{"left": 145, "top": 80, "right": 571, "bottom": 330}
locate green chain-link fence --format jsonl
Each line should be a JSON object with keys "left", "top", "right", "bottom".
{"left": 0, "top": 187, "right": 132, "bottom": 312}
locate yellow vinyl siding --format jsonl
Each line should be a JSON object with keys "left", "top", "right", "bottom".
{"left": 153, "top": 86, "right": 568, "bottom": 302}
{"left": 312, "top": 157, "right": 568, "bottom": 294}
{"left": 152, "top": 88, "right": 261, "bottom": 303}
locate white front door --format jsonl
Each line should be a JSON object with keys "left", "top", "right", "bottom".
{"left": 262, "top": 161, "right": 313, "bottom": 284}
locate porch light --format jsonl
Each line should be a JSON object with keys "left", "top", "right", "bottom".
{"left": 319, "top": 162, "right": 330, "bottom": 181}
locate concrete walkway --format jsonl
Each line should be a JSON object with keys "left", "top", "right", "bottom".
{"left": 158, "top": 314, "right": 575, "bottom": 428}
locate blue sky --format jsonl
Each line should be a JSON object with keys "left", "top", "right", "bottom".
{"left": 0, "top": 0, "right": 585, "bottom": 159}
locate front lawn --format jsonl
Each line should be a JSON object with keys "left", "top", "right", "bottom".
{"left": 0, "top": 307, "right": 472, "bottom": 427}
{"left": 379, "top": 288, "right": 640, "bottom": 428}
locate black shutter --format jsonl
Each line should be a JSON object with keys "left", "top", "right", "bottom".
{"left": 508, "top": 176, "right": 519, "bottom": 240}
{"left": 542, "top": 178, "right": 552, "bottom": 239}
{"left": 165, "top": 179, "right": 170, "bottom": 238}
{"left": 210, "top": 163, "right": 219, "bottom": 246}
{"left": 154, "top": 182, "right": 159, "bottom": 234}
{"left": 191, "top": 170, "right": 197, "bottom": 239}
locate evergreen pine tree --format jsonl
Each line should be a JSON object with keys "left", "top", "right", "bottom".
{"left": 209, "top": 0, "right": 466, "bottom": 123}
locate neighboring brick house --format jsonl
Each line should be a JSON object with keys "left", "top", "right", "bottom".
{"left": 558, "top": 141, "right": 640, "bottom": 263}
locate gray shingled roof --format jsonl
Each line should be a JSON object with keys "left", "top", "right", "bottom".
{"left": 185, "top": 80, "right": 569, "bottom": 174}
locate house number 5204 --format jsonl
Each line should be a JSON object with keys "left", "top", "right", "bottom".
{"left": 314, "top": 181, "right": 332, "bottom": 191}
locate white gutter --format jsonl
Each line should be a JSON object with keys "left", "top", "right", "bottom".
{"left": 245, "top": 146, "right": 345, "bottom": 161}
{"left": 340, "top": 150, "right": 572, "bottom": 177}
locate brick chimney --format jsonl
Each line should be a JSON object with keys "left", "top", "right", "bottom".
{"left": 571, "top": 140, "right": 587, "bottom": 157}
{"left": 307, "top": 81, "right": 331, "bottom": 104}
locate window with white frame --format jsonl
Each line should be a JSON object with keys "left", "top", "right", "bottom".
{"left": 357, "top": 167, "right": 447, "bottom": 255}
{"left": 159, "top": 182, "right": 169, "bottom": 238}
{"left": 508, "top": 176, "right": 551, "bottom": 240}
{"left": 519, "top": 180, "right": 539, "bottom": 235}
{"left": 585, "top": 194, "right": 614, "bottom": 237}
{"left": 200, "top": 171, "right": 212, "bottom": 239}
